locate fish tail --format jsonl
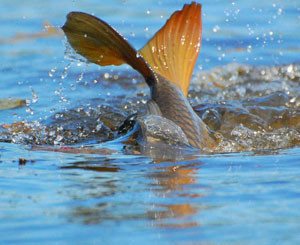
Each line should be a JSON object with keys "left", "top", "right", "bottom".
{"left": 62, "top": 12, "right": 155, "bottom": 86}
{"left": 140, "top": 2, "right": 202, "bottom": 97}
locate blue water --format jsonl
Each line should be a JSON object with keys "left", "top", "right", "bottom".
{"left": 1, "top": 0, "right": 300, "bottom": 244}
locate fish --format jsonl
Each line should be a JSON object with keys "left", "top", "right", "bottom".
{"left": 62, "top": 2, "right": 219, "bottom": 151}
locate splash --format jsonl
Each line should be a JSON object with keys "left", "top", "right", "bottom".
{"left": 192, "top": 63, "right": 300, "bottom": 152}
{"left": 1, "top": 63, "right": 299, "bottom": 153}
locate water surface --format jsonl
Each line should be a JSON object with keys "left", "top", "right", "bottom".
{"left": 1, "top": 0, "right": 300, "bottom": 244}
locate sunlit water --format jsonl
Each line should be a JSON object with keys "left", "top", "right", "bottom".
{"left": 1, "top": 0, "right": 300, "bottom": 244}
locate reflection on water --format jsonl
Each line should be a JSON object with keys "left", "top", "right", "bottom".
{"left": 148, "top": 162, "right": 204, "bottom": 228}
{"left": 59, "top": 157, "right": 204, "bottom": 228}
{"left": 1, "top": 143, "right": 300, "bottom": 244}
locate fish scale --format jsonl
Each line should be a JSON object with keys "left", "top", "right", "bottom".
{"left": 62, "top": 2, "right": 218, "bottom": 151}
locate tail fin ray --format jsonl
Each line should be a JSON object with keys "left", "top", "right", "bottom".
{"left": 140, "top": 2, "right": 202, "bottom": 96}
{"left": 62, "top": 12, "right": 154, "bottom": 81}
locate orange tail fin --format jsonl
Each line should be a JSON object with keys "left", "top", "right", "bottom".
{"left": 62, "top": 12, "right": 154, "bottom": 81}
{"left": 140, "top": 2, "right": 202, "bottom": 97}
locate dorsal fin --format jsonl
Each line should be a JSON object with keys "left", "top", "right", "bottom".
{"left": 140, "top": 2, "right": 202, "bottom": 97}
{"left": 62, "top": 12, "right": 154, "bottom": 83}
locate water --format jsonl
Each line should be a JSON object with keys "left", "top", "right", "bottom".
{"left": 1, "top": 0, "right": 300, "bottom": 244}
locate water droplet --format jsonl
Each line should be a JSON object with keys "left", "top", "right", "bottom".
{"left": 287, "top": 65, "right": 293, "bottom": 73}
{"left": 26, "top": 107, "right": 34, "bottom": 115}
{"left": 49, "top": 67, "right": 56, "bottom": 77}
{"left": 195, "top": 42, "right": 201, "bottom": 53}
{"left": 61, "top": 62, "right": 72, "bottom": 79}
{"left": 96, "top": 123, "right": 103, "bottom": 131}
{"left": 181, "top": 35, "right": 185, "bottom": 45}
{"left": 70, "top": 84, "right": 76, "bottom": 90}
{"left": 77, "top": 72, "right": 84, "bottom": 83}
{"left": 31, "top": 88, "right": 38, "bottom": 103}
{"left": 290, "top": 97, "right": 296, "bottom": 103}
{"left": 54, "top": 135, "right": 63, "bottom": 145}
{"left": 247, "top": 45, "right": 252, "bottom": 53}
{"left": 213, "top": 25, "right": 220, "bottom": 33}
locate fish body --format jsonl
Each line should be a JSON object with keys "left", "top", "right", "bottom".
{"left": 149, "top": 73, "right": 216, "bottom": 149}
{"left": 62, "top": 2, "right": 218, "bottom": 150}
